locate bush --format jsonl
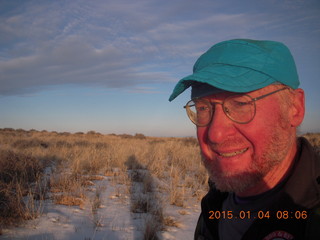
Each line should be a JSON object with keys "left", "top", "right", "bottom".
{"left": 12, "top": 139, "right": 49, "bottom": 149}
{"left": 0, "top": 150, "right": 44, "bottom": 224}
{"left": 0, "top": 150, "right": 43, "bottom": 184}
{"left": 134, "top": 133, "right": 146, "bottom": 139}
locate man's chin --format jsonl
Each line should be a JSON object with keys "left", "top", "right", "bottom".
{"left": 209, "top": 172, "right": 263, "bottom": 194}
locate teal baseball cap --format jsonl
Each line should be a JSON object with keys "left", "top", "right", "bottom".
{"left": 169, "top": 39, "right": 299, "bottom": 101}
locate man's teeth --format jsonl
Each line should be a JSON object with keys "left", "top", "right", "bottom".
{"left": 218, "top": 148, "right": 248, "bottom": 157}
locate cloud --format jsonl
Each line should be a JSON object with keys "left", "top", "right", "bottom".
{"left": 0, "top": 0, "right": 319, "bottom": 96}
{"left": 0, "top": 38, "right": 176, "bottom": 95}
{"left": 0, "top": 1, "right": 184, "bottom": 95}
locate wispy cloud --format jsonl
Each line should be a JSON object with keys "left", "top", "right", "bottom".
{"left": 0, "top": 0, "right": 319, "bottom": 96}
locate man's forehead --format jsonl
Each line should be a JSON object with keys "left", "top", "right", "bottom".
{"left": 191, "top": 82, "right": 224, "bottom": 99}
{"left": 200, "top": 91, "right": 237, "bottom": 100}
{"left": 192, "top": 85, "right": 254, "bottom": 100}
{"left": 193, "top": 84, "right": 282, "bottom": 100}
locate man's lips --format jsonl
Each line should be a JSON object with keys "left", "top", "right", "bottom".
{"left": 214, "top": 147, "right": 249, "bottom": 157}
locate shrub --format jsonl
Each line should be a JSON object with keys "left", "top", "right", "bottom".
{"left": 0, "top": 150, "right": 43, "bottom": 184}
{"left": 134, "top": 133, "right": 146, "bottom": 139}
{"left": 0, "top": 150, "right": 44, "bottom": 225}
{"left": 12, "top": 139, "right": 49, "bottom": 149}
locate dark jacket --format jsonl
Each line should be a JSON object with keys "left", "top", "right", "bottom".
{"left": 195, "top": 137, "right": 320, "bottom": 240}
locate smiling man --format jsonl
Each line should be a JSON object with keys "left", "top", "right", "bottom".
{"left": 169, "top": 39, "right": 320, "bottom": 240}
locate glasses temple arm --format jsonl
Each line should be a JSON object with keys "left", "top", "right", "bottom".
{"left": 251, "top": 87, "right": 289, "bottom": 102}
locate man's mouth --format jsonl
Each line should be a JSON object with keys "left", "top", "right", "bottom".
{"left": 217, "top": 148, "right": 248, "bottom": 157}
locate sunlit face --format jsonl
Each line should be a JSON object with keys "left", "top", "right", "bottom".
{"left": 197, "top": 86, "right": 295, "bottom": 194}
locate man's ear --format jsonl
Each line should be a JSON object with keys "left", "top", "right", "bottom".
{"left": 290, "top": 88, "right": 305, "bottom": 127}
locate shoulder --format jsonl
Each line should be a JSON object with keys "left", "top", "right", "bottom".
{"left": 284, "top": 137, "right": 320, "bottom": 208}
{"left": 305, "top": 204, "right": 320, "bottom": 239}
{"left": 299, "top": 136, "right": 320, "bottom": 162}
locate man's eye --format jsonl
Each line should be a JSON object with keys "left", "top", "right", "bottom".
{"left": 233, "top": 101, "right": 250, "bottom": 107}
{"left": 197, "top": 106, "right": 209, "bottom": 112}
{"left": 237, "top": 102, "right": 248, "bottom": 106}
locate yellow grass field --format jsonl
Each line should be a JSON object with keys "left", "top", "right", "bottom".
{"left": 0, "top": 128, "right": 209, "bottom": 238}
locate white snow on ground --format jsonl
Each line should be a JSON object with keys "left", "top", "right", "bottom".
{"left": 161, "top": 201, "right": 201, "bottom": 240}
{"left": 0, "top": 175, "right": 201, "bottom": 240}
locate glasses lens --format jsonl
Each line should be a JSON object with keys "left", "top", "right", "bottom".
{"left": 224, "top": 95, "right": 255, "bottom": 123}
{"left": 186, "top": 99, "right": 212, "bottom": 126}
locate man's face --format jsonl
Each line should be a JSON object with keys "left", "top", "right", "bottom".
{"left": 197, "top": 85, "right": 295, "bottom": 194}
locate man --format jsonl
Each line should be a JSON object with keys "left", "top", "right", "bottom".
{"left": 169, "top": 39, "right": 320, "bottom": 240}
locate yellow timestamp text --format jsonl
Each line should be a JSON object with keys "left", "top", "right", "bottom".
{"left": 208, "top": 210, "right": 308, "bottom": 220}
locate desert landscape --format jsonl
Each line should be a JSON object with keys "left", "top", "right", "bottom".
{"left": 0, "top": 128, "right": 210, "bottom": 240}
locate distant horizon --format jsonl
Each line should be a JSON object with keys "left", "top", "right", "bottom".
{"left": 1, "top": 127, "right": 319, "bottom": 139}
{"left": 0, "top": 126, "right": 198, "bottom": 138}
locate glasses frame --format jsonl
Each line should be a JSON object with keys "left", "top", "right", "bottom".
{"left": 184, "top": 87, "right": 289, "bottom": 126}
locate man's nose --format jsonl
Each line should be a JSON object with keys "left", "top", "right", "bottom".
{"left": 206, "top": 104, "right": 236, "bottom": 144}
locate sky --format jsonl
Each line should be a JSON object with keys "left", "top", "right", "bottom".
{"left": 0, "top": 0, "right": 319, "bottom": 137}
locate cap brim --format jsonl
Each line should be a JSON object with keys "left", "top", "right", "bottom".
{"left": 169, "top": 64, "right": 276, "bottom": 101}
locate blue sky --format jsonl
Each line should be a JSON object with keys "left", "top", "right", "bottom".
{"left": 0, "top": 0, "right": 319, "bottom": 137}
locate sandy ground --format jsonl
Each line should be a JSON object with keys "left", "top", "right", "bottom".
{"left": 1, "top": 175, "right": 201, "bottom": 240}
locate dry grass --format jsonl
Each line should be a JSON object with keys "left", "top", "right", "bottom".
{"left": 0, "top": 148, "right": 47, "bottom": 226}
{"left": 0, "top": 128, "right": 208, "bottom": 231}
{"left": 126, "top": 154, "right": 165, "bottom": 239}
{"left": 164, "top": 216, "right": 181, "bottom": 228}
{"left": 54, "top": 195, "right": 84, "bottom": 207}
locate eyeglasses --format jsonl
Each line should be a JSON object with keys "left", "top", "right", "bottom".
{"left": 183, "top": 87, "right": 288, "bottom": 126}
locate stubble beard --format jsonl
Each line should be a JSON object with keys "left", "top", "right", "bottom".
{"left": 203, "top": 125, "right": 293, "bottom": 194}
